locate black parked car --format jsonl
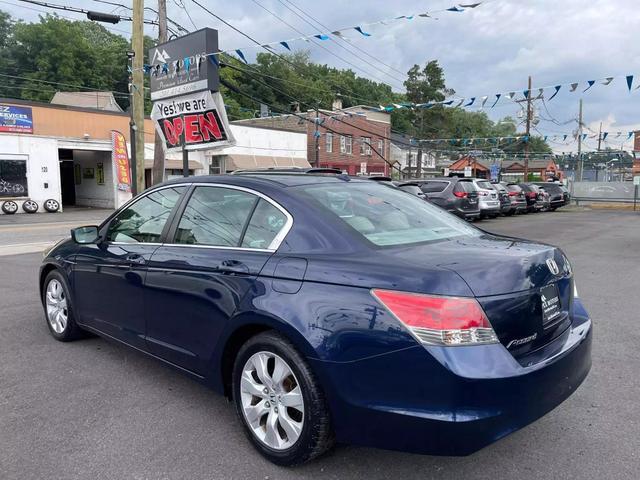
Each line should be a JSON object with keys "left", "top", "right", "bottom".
{"left": 518, "top": 183, "right": 543, "bottom": 213}
{"left": 490, "top": 182, "right": 515, "bottom": 216}
{"left": 504, "top": 183, "right": 528, "bottom": 213}
{"left": 397, "top": 182, "right": 428, "bottom": 200}
{"left": 418, "top": 178, "right": 481, "bottom": 220}
{"left": 533, "top": 182, "right": 567, "bottom": 210}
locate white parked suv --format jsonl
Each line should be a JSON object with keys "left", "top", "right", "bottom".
{"left": 468, "top": 178, "right": 501, "bottom": 218}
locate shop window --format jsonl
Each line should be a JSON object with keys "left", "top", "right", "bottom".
{"left": 209, "top": 156, "right": 225, "bottom": 175}
{"left": 325, "top": 133, "right": 333, "bottom": 153}
{"left": 360, "top": 137, "right": 371, "bottom": 156}
{"left": 0, "top": 159, "right": 28, "bottom": 198}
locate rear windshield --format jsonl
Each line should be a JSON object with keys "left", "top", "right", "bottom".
{"left": 506, "top": 184, "right": 522, "bottom": 192}
{"left": 399, "top": 185, "right": 422, "bottom": 195}
{"left": 299, "top": 182, "right": 481, "bottom": 247}
{"left": 456, "top": 181, "right": 477, "bottom": 192}
{"left": 493, "top": 183, "right": 507, "bottom": 192}
{"left": 420, "top": 181, "right": 449, "bottom": 193}
{"left": 476, "top": 180, "right": 494, "bottom": 190}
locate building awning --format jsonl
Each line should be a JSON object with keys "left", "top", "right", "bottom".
{"left": 144, "top": 159, "right": 203, "bottom": 170}
{"left": 224, "top": 154, "right": 310, "bottom": 171}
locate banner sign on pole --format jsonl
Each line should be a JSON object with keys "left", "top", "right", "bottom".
{"left": 151, "top": 90, "right": 236, "bottom": 152}
{"left": 111, "top": 130, "right": 131, "bottom": 191}
{"left": 0, "top": 104, "right": 33, "bottom": 134}
{"left": 490, "top": 164, "right": 500, "bottom": 181}
{"left": 149, "top": 28, "right": 219, "bottom": 101}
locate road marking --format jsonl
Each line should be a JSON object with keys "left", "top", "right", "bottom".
{"left": 0, "top": 241, "right": 60, "bottom": 257}
{"left": 0, "top": 221, "right": 103, "bottom": 233}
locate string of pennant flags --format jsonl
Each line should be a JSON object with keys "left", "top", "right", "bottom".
{"left": 377, "top": 74, "right": 640, "bottom": 112}
{"left": 141, "top": 3, "right": 483, "bottom": 75}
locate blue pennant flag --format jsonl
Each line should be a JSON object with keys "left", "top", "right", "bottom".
{"left": 581, "top": 134, "right": 588, "bottom": 141}
{"left": 313, "top": 131, "right": 321, "bottom": 138}
{"left": 628, "top": 132, "right": 634, "bottom": 139}
{"left": 280, "top": 41, "right": 291, "bottom": 50}
{"left": 208, "top": 55, "right": 219, "bottom": 67}
{"left": 354, "top": 26, "right": 371, "bottom": 37}
{"left": 523, "top": 89, "right": 530, "bottom": 99}
{"left": 563, "top": 135, "right": 568, "bottom": 141}
{"left": 490, "top": 93, "right": 501, "bottom": 108}
{"left": 236, "top": 50, "right": 248, "bottom": 63}
{"left": 442, "top": 100, "right": 454, "bottom": 106}
{"left": 447, "top": 6, "right": 464, "bottom": 12}
{"left": 522, "top": 135, "right": 530, "bottom": 142}
{"left": 460, "top": 2, "right": 482, "bottom": 6}
{"left": 548, "top": 85, "right": 562, "bottom": 101}
{"left": 464, "top": 97, "right": 476, "bottom": 107}
{"left": 544, "top": 136, "right": 548, "bottom": 141}
{"left": 602, "top": 132, "right": 608, "bottom": 141}
{"left": 314, "top": 34, "right": 330, "bottom": 40}
{"left": 143, "top": 65, "right": 151, "bottom": 74}
{"left": 583, "top": 80, "right": 595, "bottom": 92}
{"left": 626, "top": 75, "right": 634, "bottom": 91}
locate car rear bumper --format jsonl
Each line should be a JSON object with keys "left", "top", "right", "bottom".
{"left": 311, "top": 300, "right": 592, "bottom": 456}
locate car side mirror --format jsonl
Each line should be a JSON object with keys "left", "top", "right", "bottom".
{"left": 71, "top": 226, "right": 100, "bottom": 244}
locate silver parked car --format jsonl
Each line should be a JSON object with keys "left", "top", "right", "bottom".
{"left": 468, "top": 179, "right": 501, "bottom": 218}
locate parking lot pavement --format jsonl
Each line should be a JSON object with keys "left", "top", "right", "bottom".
{"left": 0, "top": 207, "right": 112, "bottom": 256}
{"left": 0, "top": 210, "right": 638, "bottom": 480}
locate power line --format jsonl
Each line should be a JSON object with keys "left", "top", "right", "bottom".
{"left": 90, "top": 0, "right": 191, "bottom": 34}
{"left": 0, "top": 72, "right": 131, "bottom": 97}
{"left": 279, "top": 0, "right": 407, "bottom": 79}
{"left": 245, "top": 0, "right": 405, "bottom": 91}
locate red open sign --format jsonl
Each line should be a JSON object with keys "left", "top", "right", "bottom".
{"left": 159, "top": 109, "right": 228, "bottom": 148}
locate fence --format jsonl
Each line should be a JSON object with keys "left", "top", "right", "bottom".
{"left": 571, "top": 181, "right": 638, "bottom": 205}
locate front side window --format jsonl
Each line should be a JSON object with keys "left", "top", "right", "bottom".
{"left": 106, "top": 186, "right": 185, "bottom": 243}
{"left": 174, "top": 187, "right": 257, "bottom": 247}
{"left": 300, "top": 182, "right": 480, "bottom": 247}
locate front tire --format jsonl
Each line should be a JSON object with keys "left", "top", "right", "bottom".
{"left": 42, "top": 270, "right": 85, "bottom": 341}
{"left": 232, "top": 331, "right": 334, "bottom": 466}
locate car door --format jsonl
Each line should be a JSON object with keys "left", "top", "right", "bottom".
{"left": 144, "top": 184, "right": 291, "bottom": 374}
{"left": 73, "top": 186, "right": 186, "bottom": 349}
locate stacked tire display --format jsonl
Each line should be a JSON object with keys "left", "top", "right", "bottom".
{"left": 1, "top": 199, "right": 60, "bottom": 214}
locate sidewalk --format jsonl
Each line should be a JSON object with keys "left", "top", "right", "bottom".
{"left": 0, "top": 207, "right": 113, "bottom": 257}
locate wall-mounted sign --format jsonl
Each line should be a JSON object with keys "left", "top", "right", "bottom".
{"left": 464, "top": 165, "right": 473, "bottom": 177}
{"left": 111, "top": 130, "right": 131, "bottom": 191}
{"left": 149, "top": 28, "right": 219, "bottom": 101}
{"left": 151, "top": 90, "right": 235, "bottom": 153}
{"left": 0, "top": 159, "right": 28, "bottom": 197}
{"left": 0, "top": 105, "right": 33, "bottom": 134}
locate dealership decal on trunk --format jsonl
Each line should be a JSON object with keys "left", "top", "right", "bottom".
{"left": 151, "top": 90, "right": 236, "bottom": 153}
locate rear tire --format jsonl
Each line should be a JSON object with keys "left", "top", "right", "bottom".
{"left": 42, "top": 270, "right": 85, "bottom": 341}
{"left": 232, "top": 331, "right": 334, "bottom": 466}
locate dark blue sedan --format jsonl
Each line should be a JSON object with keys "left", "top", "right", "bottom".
{"left": 39, "top": 172, "right": 592, "bottom": 465}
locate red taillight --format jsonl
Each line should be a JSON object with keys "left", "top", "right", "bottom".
{"left": 453, "top": 191, "right": 467, "bottom": 198}
{"left": 508, "top": 191, "right": 518, "bottom": 196}
{"left": 526, "top": 192, "right": 536, "bottom": 198}
{"left": 371, "top": 289, "right": 498, "bottom": 346}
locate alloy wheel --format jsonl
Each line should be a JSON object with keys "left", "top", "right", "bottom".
{"left": 45, "top": 279, "right": 68, "bottom": 334}
{"left": 240, "top": 351, "right": 305, "bottom": 450}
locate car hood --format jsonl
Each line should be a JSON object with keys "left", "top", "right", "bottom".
{"left": 382, "top": 234, "right": 568, "bottom": 297}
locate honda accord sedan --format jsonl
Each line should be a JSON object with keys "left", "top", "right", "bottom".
{"left": 39, "top": 172, "right": 592, "bottom": 466}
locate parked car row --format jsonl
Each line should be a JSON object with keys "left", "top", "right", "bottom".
{"left": 396, "top": 177, "right": 570, "bottom": 221}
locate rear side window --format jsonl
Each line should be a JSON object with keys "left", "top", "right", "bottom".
{"left": 300, "top": 182, "right": 480, "bottom": 247}
{"left": 106, "top": 186, "right": 185, "bottom": 243}
{"left": 241, "top": 200, "right": 288, "bottom": 249}
{"left": 174, "top": 187, "right": 257, "bottom": 247}
{"left": 420, "top": 181, "right": 449, "bottom": 193}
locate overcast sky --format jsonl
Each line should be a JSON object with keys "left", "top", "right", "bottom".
{"left": 4, "top": 0, "right": 639, "bottom": 152}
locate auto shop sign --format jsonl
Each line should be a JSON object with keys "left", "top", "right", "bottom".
{"left": 148, "top": 28, "right": 219, "bottom": 101}
{"left": 151, "top": 90, "right": 236, "bottom": 152}
{"left": 0, "top": 104, "right": 33, "bottom": 134}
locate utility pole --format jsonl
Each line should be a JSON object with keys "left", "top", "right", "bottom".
{"left": 597, "top": 121, "right": 603, "bottom": 152}
{"left": 151, "top": 0, "right": 167, "bottom": 185}
{"left": 127, "top": 51, "right": 137, "bottom": 196}
{"left": 131, "top": 0, "right": 145, "bottom": 194}
{"left": 577, "top": 99, "right": 583, "bottom": 181}
{"left": 314, "top": 106, "right": 320, "bottom": 168}
{"left": 524, "top": 75, "right": 532, "bottom": 181}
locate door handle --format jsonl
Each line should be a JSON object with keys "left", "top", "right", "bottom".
{"left": 125, "top": 253, "right": 146, "bottom": 265}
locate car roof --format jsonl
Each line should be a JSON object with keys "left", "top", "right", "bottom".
{"left": 157, "top": 173, "right": 370, "bottom": 189}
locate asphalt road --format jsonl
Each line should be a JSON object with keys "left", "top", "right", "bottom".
{"left": 0, "top": 209, "right": 638, "bottom": 479}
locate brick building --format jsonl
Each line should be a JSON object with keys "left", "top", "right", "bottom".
{"left": 235, "top": 104, "right": 391, "bottom": 175}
